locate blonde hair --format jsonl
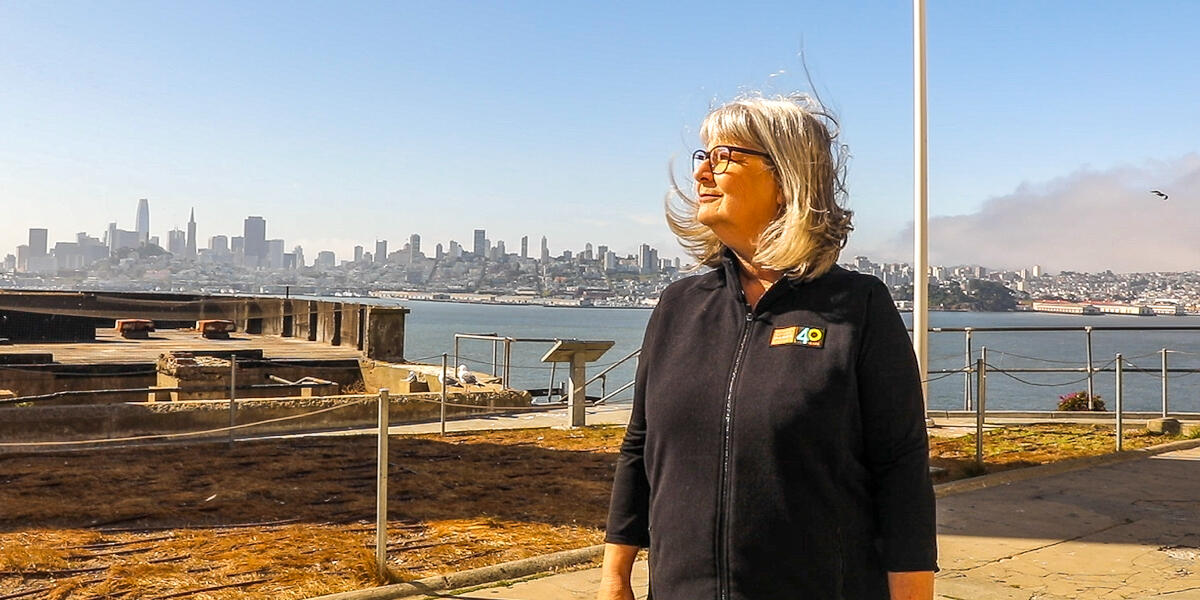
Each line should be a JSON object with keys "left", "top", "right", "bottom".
{"left": 666, "top": 93, "right": 854, "bottom": 282}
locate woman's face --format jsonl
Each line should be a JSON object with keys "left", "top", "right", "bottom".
{"left": 694, "top": 137, "right": 781, "bottom": 255}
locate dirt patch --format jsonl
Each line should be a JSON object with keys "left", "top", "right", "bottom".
{"left": 0, "top": 424, "right": 1183, "bottom": 598}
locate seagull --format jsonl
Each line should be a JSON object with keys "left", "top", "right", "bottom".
{"left": 456, "top": 364, "right": 478, "bottom": 386}
{"left": 1151, "top": 190, "right": 1169, "bottom": 200}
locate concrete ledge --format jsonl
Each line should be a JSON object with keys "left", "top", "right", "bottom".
{"left": 935, "top": 437, "right": 1200, "bottom": 498}
{"left": 306, "top": 545, "right": 605, "bottom": 600}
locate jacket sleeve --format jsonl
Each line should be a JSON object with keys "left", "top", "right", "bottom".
{"left": 856, "top": 279, "right": 939, "bottom": 572}
{"left": 603, "top": 305, "right": 658, "bottom": 547}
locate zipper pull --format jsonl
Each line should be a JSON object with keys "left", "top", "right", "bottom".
{"left": 745, "top": 312, "right": 753, "bottom": 322}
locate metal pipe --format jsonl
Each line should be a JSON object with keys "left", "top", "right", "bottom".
{"left": 1085, "top": 326, "right": 1094, "bottom": 409}
{"left": 228, "top": 357, "right": 237, "bottom": 448}
{"left": 547, "top": 361, "right": 558, "bottom": 402}
{"left": 964, "top": 328, "right": 973, "bottom": 411}
{"left": 491, "top": 339, "right": 499, "bottom": 377}
{"left": 584, "top": 348, "right": 641, "bottom": 386}
{"left": 912, "top": 0, "right": 930, "bottom": 412}
{"left": 375, "top": 388, "right": 390, "bottom": 580}
{"left": 1161, "top": 347, "right": 1169, "bottom": 418}
{"left": 503, "top": 338, "right": 512, "bottom": 388}
{"left": 975, "top": 356, "right": 986, "bottom": 468}
{"left": 1115, "top": 355, "right": 1123, "bottom": 451}
{"left": 440, "top": 354, "right": 448, "bottom": 437}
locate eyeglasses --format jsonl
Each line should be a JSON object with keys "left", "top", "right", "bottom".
{"left": 692, "top": 145, "right": 772, "bottom": 174}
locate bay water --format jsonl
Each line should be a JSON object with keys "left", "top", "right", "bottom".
{"left": 390, "top": 299, "right": 1200, "bottom": 413}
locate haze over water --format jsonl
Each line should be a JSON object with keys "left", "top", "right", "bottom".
{"left": 394, "top": 300, "right": 1200, "bottom": 413}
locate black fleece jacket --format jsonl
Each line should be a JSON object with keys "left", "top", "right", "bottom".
{"left": 605, "top": 252, "right": 938, "bottom": 600}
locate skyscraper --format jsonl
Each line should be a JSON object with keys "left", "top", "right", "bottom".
{"left": 409, "top": 234, "right": 421, "bottom": 262}
{"left": 186, "top": 208, "right": 197, "bottom": 258}
{"left": 243, "top": 216, "right": 267, "bottom": 267}
{"left": 375, "top": 240, "right": 388, "bottom": 264}
{"left": 136, "top": 199, "right": 150, "bottom": 245}
{"left": 473, "top": 229, "right": 486, "bottom": 257}
{"left": 540, "top": 236, "right": 549, "bottom": 262}
{"left": 354, "top": 245, "right": 363, "bottom": 262}
{"left": 28, "top": 229, "right": 47, "bottom": 257}
{"left": 167, "top": 229, "right": 186, "bottom": 254}
{"left": 520, "top": 236, "right": 528, "bottom": 259}
{"left": 267, "top": 239, "right": 285, "bottom": 269}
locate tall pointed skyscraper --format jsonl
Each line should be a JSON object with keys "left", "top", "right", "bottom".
{"left": 136, "top": 199, "right": 150, "bottom": 245}
{"left": 186, "top": 208, "right": 197, "bottom": 258}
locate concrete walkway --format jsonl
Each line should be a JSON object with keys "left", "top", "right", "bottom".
{"left": 417, "top": 444, "right": 1200, "bottom": 600}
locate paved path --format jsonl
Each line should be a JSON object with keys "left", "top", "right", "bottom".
{"left": 421, "top": 445, "right": 1200, "bottom": 600}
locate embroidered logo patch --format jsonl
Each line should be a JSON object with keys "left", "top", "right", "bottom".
{"left": 770, "top": 325, "right": 825, "bottom": 348}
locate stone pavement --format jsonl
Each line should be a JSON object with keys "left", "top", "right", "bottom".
{"left": 421, "top": 445, "right": 1200, "bottom": 600}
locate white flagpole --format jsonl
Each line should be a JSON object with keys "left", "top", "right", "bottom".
{"left": 914, "top": 0, "right": 931, "bottom": 418}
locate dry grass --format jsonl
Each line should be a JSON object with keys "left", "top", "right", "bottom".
{"left": 929, "top": 423, "right": 1185, "bottom": 482}
{"left": 0, "top": 423, "right": 1182, "bottom": 598}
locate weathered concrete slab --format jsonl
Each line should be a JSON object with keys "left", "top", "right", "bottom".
{"left": 0, "top": 328, "right": 364, "bottom": 364}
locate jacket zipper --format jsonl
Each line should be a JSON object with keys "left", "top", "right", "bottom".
{"left": 716, "top": 310, "right": 754, "bottom": 600}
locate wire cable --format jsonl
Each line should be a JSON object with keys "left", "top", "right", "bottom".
{"left": 0, "top": 399, "right": 373, "bottom": 448}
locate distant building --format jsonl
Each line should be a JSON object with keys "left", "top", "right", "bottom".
{"left": 267, "top": 239, "right": 285, "bottom": 269}
{"left": 209, "top": 235, "right": 229, "bottom": 252}
{"left": 167, "top": 229, "right": 186, "bottom": 254}
{"left": 243, "top": 216, "right": 267, "bottom": 267}
{"left": 28, "top": 228, "right": 47, "bottom": 257}
{"left": 473, "top": 229, "right": 486, "bottom": 257}
{"left": 375, "top": 240, "right": 388, "bottom": 264}
{"left": 638, "top": 244, "right": 658, "bottom": 274}
{"left": 1031, "top": 300, "right": 1101, "bottom": 315}
{"left": 316, "top": 250, "right": 336, "bottom": 268}
{"left": 520, "top": 236, "right": 528, "bottom": 259}
{"left": 292, "top": 246, "right": 305, "bottom": 268}
{"left": 231, "top": 236, "right": 244, "bottom": 255}
{"left": 186, "top": 208, "right": 197, "bottom": 258}
{"left": 409, "top": 234, "right": 421, "bottom": 262}
{"left": 106, "top": 222, "right": 141, "bottom": 257}
{"left": 354, "top": 245, "right": 364, "bottom": 262}
{"left": 136, "top": 199, "right": 150, "bottom": 244}
{"left": 540, "top": 236, "right": 549, "bottom": 262}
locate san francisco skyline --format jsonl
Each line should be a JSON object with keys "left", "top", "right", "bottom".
{"left": 2, "top": 2, "right": 1198, "bottom": 272}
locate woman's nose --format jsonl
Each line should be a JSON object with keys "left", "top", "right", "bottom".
{"left": 693, "top": 158, "right": 714, "bottom": 184}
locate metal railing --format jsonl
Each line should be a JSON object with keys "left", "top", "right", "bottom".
{"left": 926, "top": 325, "right": 1200, "bottom": 412}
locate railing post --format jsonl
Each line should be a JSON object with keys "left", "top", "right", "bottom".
{"left": 1115, "top": 354, "right": 1123, "bottom": 452}
{"left": 228, "top": 356, "right": 237, "bottom": 448}
{"left": 1085, "top": 326, "right": 1095, "bottom": 409}
{"left": 376, "top": 388, "right": 390, "bottom": 581}
{"left": 547, "top": 361, "right": 557, "bottom": 403}
{"left": 964, "top": 328, "right": 973, "bottom": 411}
{"left": 601, "top": 373, "right": 607, "bottom": 401}
{"left": 503, "top": 338, "right": 512, "bottom": 389}
{"left": 453, "top": 336, "right": 460, "bottom": 373}
{"left": 491, "top": 339, "right": 499, "bottom": 378}
{"left": 440, "top": 354, "right": 448, "bottom": 437}
{"left": 1161, "top": 348, "right": 1169, "bottom": 418}
{"left": 975, "top": 356, "right": 986, "bottom": 468}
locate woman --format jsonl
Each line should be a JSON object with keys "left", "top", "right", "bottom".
{"left": 599, "top": 94, "right": 937, "bottom": 600}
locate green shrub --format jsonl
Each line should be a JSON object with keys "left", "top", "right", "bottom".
{"left": 1057, "top": 391, "right": 1105, "bottom": 411}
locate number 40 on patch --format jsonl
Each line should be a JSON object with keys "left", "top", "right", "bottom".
{"left": 770, "top": 325, "right": 826, "bottom": 349}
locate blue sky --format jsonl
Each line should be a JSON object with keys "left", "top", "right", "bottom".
{"left": 2, "top": 1, "right": 1197, "bottom": 271}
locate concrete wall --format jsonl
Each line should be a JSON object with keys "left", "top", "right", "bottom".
{"left": 0, "top": 364, "right": 156, "bottom": 400}
{"left": 0, "top": 389, "right": 534, "bottom": 444}
{"left": 0, "top": 359, "right": 363, "bottom": 406}
{"left": 363, "top": 307, "right": 409, "bottom": 362}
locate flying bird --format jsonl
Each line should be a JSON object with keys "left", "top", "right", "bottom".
{"left": 1151, "top": 190, "right": 1169, "bottom": 200}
